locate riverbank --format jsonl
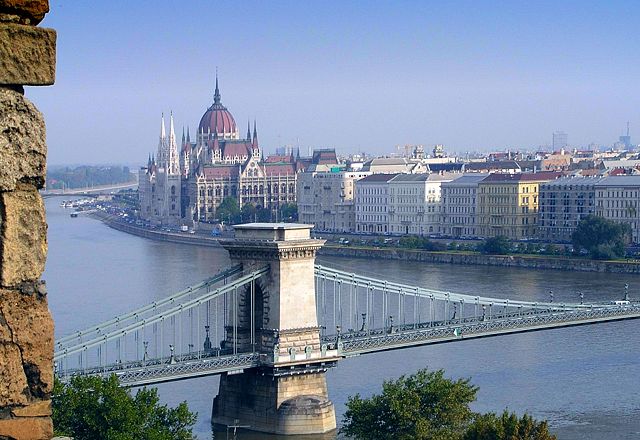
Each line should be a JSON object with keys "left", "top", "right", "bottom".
{"left": 90, "top": 212, "right": 640, "bottom": 274}
{"left": 320, "top": 245, "right": 640, "bottom": 274}
{"left": 90, "top": 211, "right": 223, "bottom": 247}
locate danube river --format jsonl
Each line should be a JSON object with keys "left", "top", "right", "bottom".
{"left": 45, "top": 198, "right": 640, "bottom": 439}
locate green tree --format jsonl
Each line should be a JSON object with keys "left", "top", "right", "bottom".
{"left": 216, "top": 197, "right": 241, "bottom": 224}
{"left": 464, "top": 411, "right": 556, "bottom": 440}
{"left": 572, "top": 215, "right": 631, "bottom": 259}
{"left": 341, "top": 368, "right": 478, "bottom": 440}
{"left": 480, "top": 236, "right": 511, "bottom": 255}
{"left": 52, "top": 375, "right": 197, "bottom": 440}
{"left": 279, "top": 203, "right": 298, "bottom": 221}
{"left": 240, "top": 202, "right": 257, "bottom": 222}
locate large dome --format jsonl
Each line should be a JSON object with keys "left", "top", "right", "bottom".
{"left": 198, "top": 78, "right": 237, "bottom": 137}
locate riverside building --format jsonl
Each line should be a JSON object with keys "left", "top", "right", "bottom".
{"left": 477, "top": 172, "right": 561, "bottom": 239}
{"left": 538, "top": 176, "right": 602, "bottom": 242}
{"left": 440, "top": 174, "right": 488, "bottom": 238}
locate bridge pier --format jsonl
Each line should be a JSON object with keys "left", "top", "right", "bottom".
{"left": 213, "top": 223, "right": 337, "bottom": 435}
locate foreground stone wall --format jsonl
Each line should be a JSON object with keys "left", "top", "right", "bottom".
{"left": 0, "top": 1, "right": 55, "bottom": 439}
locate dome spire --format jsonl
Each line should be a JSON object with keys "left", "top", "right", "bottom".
{"left": 214, "top": 68, "right": 221, "bottom": 104}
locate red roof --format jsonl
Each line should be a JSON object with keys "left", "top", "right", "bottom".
{"left": 202, "top": 165, "right": 241, "bottom": 179}
{"left": 265, "top": 155, "right": 292, "bottom": 163}
{"left": 264, "top": 163, "right": 296, "bottom": 176}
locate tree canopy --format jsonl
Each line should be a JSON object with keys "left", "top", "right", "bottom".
{"left": 216, "top": 197, "right": 241, "bottom": 224}
{"left": 341, "top": 368, "right": 556, "bottom": 440}
{"left": 341, "top": 368, "right": 478, "bottom": 440}
{"left": 464, "top": 411, "right": 556, "bottom": 440}
{"left": 53, "top": 375, "right": 197, "bottom": 440}
{"left": 480, "top": 235, "right": 511, "bottom": 255}
{"left": 572, "top": 215, "right": 631, "bottom": 259}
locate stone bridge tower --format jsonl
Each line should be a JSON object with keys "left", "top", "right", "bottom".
{"left": 213, "top": 223, "right": 337, "bottom": 435}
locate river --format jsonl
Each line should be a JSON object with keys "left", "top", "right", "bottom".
{"left": 45, "top": 198, "right": 640, "bottom": 439}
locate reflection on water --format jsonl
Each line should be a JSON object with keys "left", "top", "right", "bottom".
{"left": 45, "top": 198, "right": 640, "bottom": 439}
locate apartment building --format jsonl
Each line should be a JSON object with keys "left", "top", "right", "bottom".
{"left": 297, "top": 164, "right": 370, "bottom": 232}
{"left": 440, "top": 174, "right": 488, "bottom": 238}
{"left": 388, "top": 174, "right": 454, "bottom": 235}
{"left": 538, "top": 176, "right": 602, "bottom": 242}
{"left": 477, "top": 172, "right": 561, "bottom": 239}
{"left": 595, "top": 175, "right": 640, "bottom": 243}
{"left": 354, "top": 174, "right": 397, "bottom": 234}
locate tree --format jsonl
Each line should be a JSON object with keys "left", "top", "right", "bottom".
{"left": 341, "top": 368, "right": 478, "bottom": 440}
{"left": 464, "top": 411, "right": 557, "bottom": 440}
{"left": 572, "top": 215, "right": 631, "bottom": 259}
{"left": 480, "top": 236, "right": 511, "bottom": 255}
{"left": 216, "top": 197, "right": 240, "bottom": 224}
{"left": 279, "top": 203, "right": 298, "bottom": 221}
{"left": 52, "top": 375, "right": 197, "bottom": 440}
{"left": 240, "top": 202, "right": 257, "bottom": 223}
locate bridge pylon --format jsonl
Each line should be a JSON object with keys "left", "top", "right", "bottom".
{"left": 213, "top": 223, "right": 337, "bottom": 435}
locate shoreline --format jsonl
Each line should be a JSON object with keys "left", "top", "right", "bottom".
{"left": 90, "top": 212, "right": 640, "bottom": 274}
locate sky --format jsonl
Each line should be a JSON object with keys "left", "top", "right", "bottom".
{"left": 29, "top": 0, "right": 640, "bottom": 165}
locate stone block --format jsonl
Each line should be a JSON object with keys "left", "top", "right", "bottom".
{"left": 0, "top": 0, "right": 49, "bottom": 24}
{"left": 0, "top": 23, "right": 55, "bottom": 85}
{"left": 0, "top": 343, "right": 29, "bottom": 406}
{"left": 10, "top": 400, "right": 51, "bottom": 417}
{"left": 0, "top": 188, "right": 47, "bottom": 286}
{"left": 0, "top": 88, "right": 47, "bottom": 190}
{"left": 0, "top": 288, "right": 53, "bottom": 399}
{"left": 0, "top": 416, "right": 52, "bottom": 440}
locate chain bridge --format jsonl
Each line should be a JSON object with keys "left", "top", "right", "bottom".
{"left": 54, "top": 223, "right": 640, "bottom": 435}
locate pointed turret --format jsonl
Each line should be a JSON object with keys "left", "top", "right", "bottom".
{"left": 182, "top": 127, "right": 185, "bottom": 144}
{"left": 168, "top": 111, "right": 180, "bottom": 175}
{"left": 186, "top": 126, "right": 191, "bottom": 143}
{"left": 252, "top": 120, "right": 259, "bottom": 148}
{"left": 213, "top": 70, "right": 221, "bottom": 104}
{"left": 247, "top": 120, "right": 252, "bottom": 141}
{"left": 157, "top": 113, "right": 168, "bottom": 169}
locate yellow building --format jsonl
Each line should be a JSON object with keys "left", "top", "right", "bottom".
{"left": 477, "top": 172, "right": 561, "bottom": 239}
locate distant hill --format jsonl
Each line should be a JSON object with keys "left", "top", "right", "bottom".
{"left": 46, "top": 165, "right": 136, "bottom": 190}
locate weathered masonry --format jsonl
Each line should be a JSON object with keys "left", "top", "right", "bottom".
{"left": 213, "top": 223, "right": 337, "bottom": 435}
{"left": 0, "top": 0, "right": 56, "bottom": 439}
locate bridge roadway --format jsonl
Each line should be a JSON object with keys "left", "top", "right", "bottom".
{"left": 41, "top": 181, "right": 138, "bottom": 197}
{"left": 57, "top": 302, "right": 640, "bottom": 387}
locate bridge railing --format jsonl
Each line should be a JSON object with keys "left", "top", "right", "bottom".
{"left": 56, "top": 264, "right": 242, "bottom": 350}
{"left": 54, "top": 266, "right": 270, "bottom": 380}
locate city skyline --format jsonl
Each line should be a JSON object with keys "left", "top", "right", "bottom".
{"left": 30, "top": 0, "right": 640, "bottom": 165}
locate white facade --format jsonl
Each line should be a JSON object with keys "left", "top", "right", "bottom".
{"left": 440, "top": 174, "right": 488, "bottom": 238}
{"left": 297, "top": 165, "right": 370, "bottom": 232}
{"left": 355, "top": 174, "right": 395, "bottom": 234}
{"left": 388, "top": 174, "right": 453, "bottom": 235}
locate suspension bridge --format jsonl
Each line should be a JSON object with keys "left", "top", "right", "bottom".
{"left": 54, "top": 223, "right": 640, "bottom": 435}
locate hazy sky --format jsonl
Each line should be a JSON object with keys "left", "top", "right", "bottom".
{"left": 29, "top": 0, "right": 640, "bottom": 165}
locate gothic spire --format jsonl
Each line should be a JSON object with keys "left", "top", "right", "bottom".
{"left": 213, "top": 69, "right": 221, "bottom": 104}
{"left": 186, "top": 126, "right": 190, "bottom": 143}
{"left": 160, "top": 113, "right": 166, "bottom": 139}
{"left": 247, "top": 120, "right": 251, "bottom": 141}
{"left": 252, "top": 120, "right": 258, "bottom": 146}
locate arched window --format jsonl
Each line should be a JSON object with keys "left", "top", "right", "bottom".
{"left": 215, "top": 186, "right": 221, "bottom": 196}
{"left": 254, "top": 185, "right": 258, "bottom": 194}
{"left": 281, "top": 184, "right": 286, "bottom": 193}
{"left": 289, "top": 184, "right": 294, "bottom": 193}
{"left": 171, "top": 185, "right": 176, "bottom": 195}
{"left": 274, "top": 184, "right": 278, "bottom": 194}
